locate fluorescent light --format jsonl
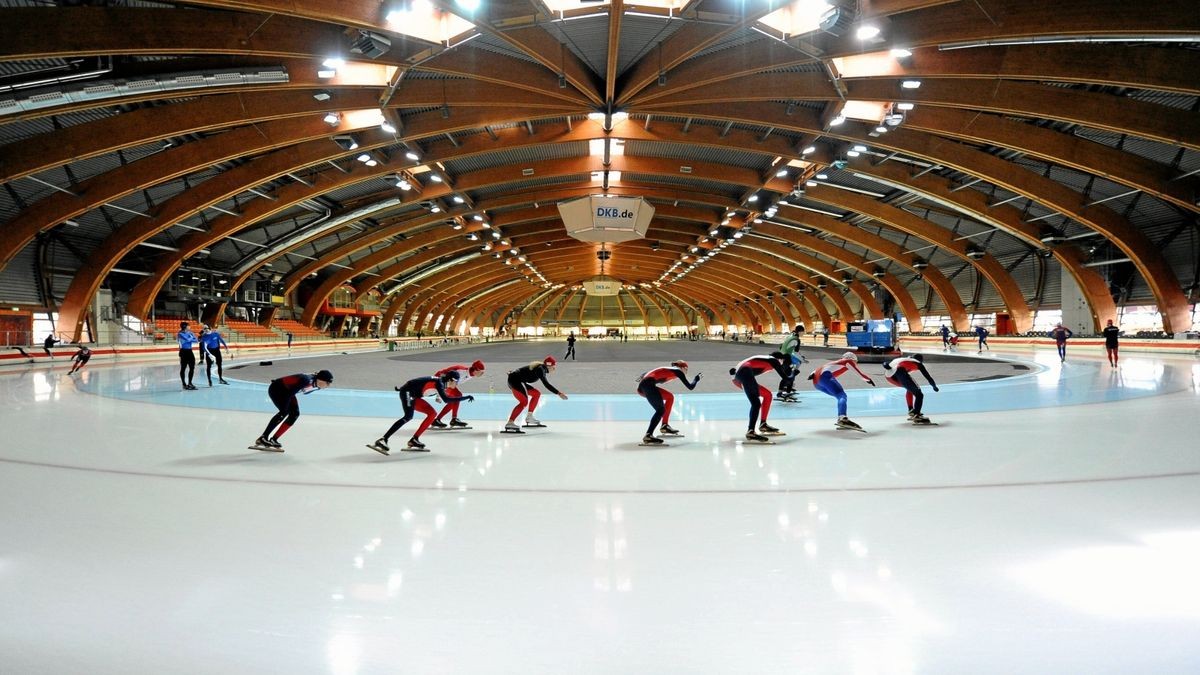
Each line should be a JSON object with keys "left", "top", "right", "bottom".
{"left": 802, "top": 145, "right": 816, "bottom": 155}
{"left": 775, "top": 169, "right": 789, "bottom": 177}
{"left": 430, "top": 205, "right": 441, "bottom": 213}
{"left": 456, "top": 0, "right": 480, "bottom": 10}
{"left": 317, "top": 69, "right": 336, "bottom": 78}
{"left": 365, "top": 159, "right": 378, "bottom": 166}
{"left": 847, "top": 150, "right": 861, "bottom": 157}
{"left": 323, "top": 112, "right": 340, "bottom": 125}
{"left": 901, "top": 80, "right": 922, "bottom": 89}
{"left": 405, "top": 151, "right": 420, "bottom": 161}
{"left": 380, "top": 121, "right": 396, "bottom": 133}
{"left": 429, "top": 174, "right": 443, "bottom": 182}
{"left": 473, "top": 215, "right": 483, "bottom": 221}
{"left": 806, "top": 180, "right": 818, "bottom": 186}
{"left": 356, "top": 153, "right": 371, "bottom": 162}
{"left": 856, "top": 25, "right": 880, "bottom": 40}
{"left": 890, "top": 48, "right": 912, "bottom": 58}
{"left": 830, "top": 115, "right": 846, "bottom": 126}
{"left": 816, "top": 173, "right": 828, "bottom": 179}
{"left": 453, "top": 195, "right": 465, "bottom": 203}
{"left": 322, "top": 58, "right": 345, "bottom": 69}
{"left": 875, "top": 126, "right": 888, "bottom": 133}
{"left": 747, "top": 195, "right": 758, "bottom": 202}
{"left": 852, "top": 144, "right": 867, "bottom": 152}
{"left": 897, "top": 102, "right": 915, "bottom": 111}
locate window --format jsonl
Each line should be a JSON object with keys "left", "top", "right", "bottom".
{"left": 1032, "top": 310, "right": 1062, "bottom": 331}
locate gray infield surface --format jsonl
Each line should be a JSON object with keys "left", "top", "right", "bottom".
{"left": 228, "top": 339, "right": 1028, "bottom": 394}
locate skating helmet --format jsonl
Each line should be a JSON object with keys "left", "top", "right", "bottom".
{"left": 911, "top": 353, "right": 925, "bottom": 363}
{"left": 671, "top": 360, "right": 689, "bottom": 370}
{"left": 315, "top": 369, "right": 334, "bottom": 383}
{"left": 441, "top": 370, "right": 460, "bottom": 382}
{"left": 842, "top": 352, "right": 858, "bottom": 363}
{"left": 769, "top": 351, "right": 786, "bottom": 360}
{"left": 470, "top": 360, "right": 485, "bottom": 373}
{"left": 543, "top": 355, "right": 557, "bottom": 367}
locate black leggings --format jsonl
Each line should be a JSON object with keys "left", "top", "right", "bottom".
{"left": 262, "top": 381, "right": 299, "bottom": 437}
{"left": 178, "top": 349, "right": 195, "bottom": 385}
{"left": 638, "top": 379, "right": 665, "bottom": 435}
{"left": 203, "top": 348, "right": 223, "bottom": 383}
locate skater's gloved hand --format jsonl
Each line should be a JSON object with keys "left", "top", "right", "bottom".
{"left": 867, "top": 379, "right": 876, "bottom": 387}
{"left": 932, "top": 385, "right": 940, "bottom": 392}
{"left": 558, "top": 392, "right": 569, "bottom": 400}
{"left": 465, "top": 395, "right": 475, "bottom": 402}
{"left": 696, "top": 372, "right": 703, "bottom": 380}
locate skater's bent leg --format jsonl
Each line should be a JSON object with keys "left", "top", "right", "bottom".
{"left": 646, "top": 390, "right": 665, "bottom": 436}
{"left": 273, "top": 399, "right": 300, "bottom": 439}
{"left": 384, "top": 396, "right": 417, "bottom": 441}
{"left": 661, "top": 389, "right": 674, "bottom": 425}
{"left": 413, "top": 399, "right": 438, "bottom": 436}
{"left": 527, "top": 387, "right": 541, "bottom": 413}
{"left": 758, "top": 385, "right": 773, "bottom": 422}
{"left": 508, "top": 387, "right": 529, "bottom": 421}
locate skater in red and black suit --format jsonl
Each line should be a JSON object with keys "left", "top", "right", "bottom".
{"left": 504, "top": 356, "right": 567, "bottom": 432}
{"left": 883, "top": 353, "right": 939, "bottom": 424}
{"left": 254, "top": 369, "right": 333, "bottom": 451}
{"left": 431, "top": 360, "right": 485, "bottom": 428}
{"left": 636, "top": 360, "right": 701, "bottom": 445}
{"left": 1048, "top": 322, "right": 1073, "bottom": 362}
{"left": 67, "top": 345, "right": 92, "bottom": 375}
{"left": 1102, "top": 319, "right": 1121, "bottom": 367}
{"left": 730, "top": 351, "right": 791, "bottom": 443}
{"left": 809, "top": 352, "right": 876, "bottom": 431}
{"left": 369, "top": 371, "right": 473, "bottom": 455}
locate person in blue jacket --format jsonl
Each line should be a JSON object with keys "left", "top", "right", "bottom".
{"left": 199, "top": 325, "right": 231, "bottom": 386}
{"left": 176, "top": 321, "right": 198, "bottom": 390}
{"left": 974, "top": 325, "right": 990, "bottom": 353}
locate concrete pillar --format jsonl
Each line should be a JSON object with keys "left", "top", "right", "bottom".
{"left": 1061, "top": 265, "right": 1093, "bottom": 335}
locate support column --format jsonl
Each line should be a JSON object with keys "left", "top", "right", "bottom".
{"left": 1061, "top": 265, "right": 1093, "bottom": 336}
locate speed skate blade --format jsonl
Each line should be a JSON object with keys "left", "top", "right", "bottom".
{"left": 429, "top": 426, "right": 473, "bottom": 431}
{"left": 521, "top": 424, "right": 547, "bottom": 429}
{"left": 835, "top": 425, "right": 867, "bottom": 433}
{"left": 499, "top": 428, "right": 526, "bottom": 434}
{"left": 638, "top": 442, "right": 670, "bottom": 447}
{"left": 736, "top": 439, "right": 776, "bottom": 445}
{"left": 760, "top": 431, "right": 786, "bottom": 436}
{"left": 250, "top": 445, "right": 283, "bottom": 452}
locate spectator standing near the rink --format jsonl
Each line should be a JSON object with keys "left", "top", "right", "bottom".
{"left": 974, "top": 325, "right": 990, "bottom": 353}
{"left": 199, "top": 325, "right": 231, "bottom": 386}
{"left": 564, "top": 332, "right": 576, "bottom": 360}
{"left": 820, "top": 326, "right": 831, "bottom": 347}
{"left": 1103, "top": 319, "right": 1121, "bottom": 367}
{"left": 430, "top": 360, "right": 486, "bottom": 428}
{"left": 67, "top": 345, "right": 92, "bottom": 375}
{"left": 940, "top": 325, "right": 951, "bottom": 351}
{"left": 43, "top": 333, "right": 61, "bottom": 359}
{"left": 635, "top": 360, "right": 701, "bottom": 445}
{"left": 1049, "top": 322, "right": 1074, "bottom": 362}
{"left": 808, "top": 352, "right": 876, "bottom": 431}
{"left": 176, "top": 321, "right": 198, "bottom": 390}
{"left": 730, "top": 351, "right": 791, "bottom": 443}
{"left": 504, "top": 356, "right": 568, "bottom": 432}
{"left": 883, "top": 353, "right": 939, "bottom": 424}
{"left": 369, "top": 371, "right": 473, "bottom": 455}
{"left": 253, "top": 369, "right": 333, "bottom": 452}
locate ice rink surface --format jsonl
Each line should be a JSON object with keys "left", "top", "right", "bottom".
{"left": 2, "top": 342, "right": 1199, "bottom": 674}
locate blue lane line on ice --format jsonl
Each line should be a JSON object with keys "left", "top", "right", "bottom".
{"left": 71, "top": 352, "right": 1185, "bottom": 421}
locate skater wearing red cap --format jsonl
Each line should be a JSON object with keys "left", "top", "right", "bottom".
{"left": 809, "top": 352, "right": 875, "bottom": 431}
{"left": 369, "top": 371, "right": 473, "bottom": 455}
{"left": 636, "top": 360, "right": 701, "bottom": 445}
{"left": 730, "top": 351, "right": 792, "bottom": 443}
{"left": 503, "top": 356, "right": 567, "bottom": 432}
{"left": 252, "top": 369, "right": 333, "bottom": 451}
{"left": 431, "top": 360, "right": 485, "bottom": 429}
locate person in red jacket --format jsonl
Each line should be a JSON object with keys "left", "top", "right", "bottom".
{"left": 883, "top": 353, "right": 939, "bottom": 424}
{"left": 431, "top": 360, "right": 485, "bottom": 428}
{"left": 809, "top": 352, "right": 876, "bottom": 431}
{"left": 730, "top": 351, "right": 791, "bottom": 443}
{"left": 253, "top": 370, "right": 333, "bottom": 451}
{"left": 636, "top": 360, "right": 701, "bottom": 444}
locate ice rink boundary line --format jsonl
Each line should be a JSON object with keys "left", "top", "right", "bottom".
{"left": 3, "top": 456, "right": 1198, "bottom": 495}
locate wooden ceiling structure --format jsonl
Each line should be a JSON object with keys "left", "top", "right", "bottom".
{"left": 1, "top": 0, "right": 1198, "bottom": 341}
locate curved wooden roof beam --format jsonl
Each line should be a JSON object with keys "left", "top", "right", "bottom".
{"left": 656, "top": 103, "right": 1190, "bottom": 332}
{"left": 842, "top": 154, "right": 1117, "bottom": 330}
{"left": 633, "top": 42, "right": 1200, "bottom": 106}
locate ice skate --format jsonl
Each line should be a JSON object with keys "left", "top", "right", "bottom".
{"left": 522, "top": 414, "right": 546, "bottom": 428}
{"left": 658, "top": 424, "right": 682, "bottom": 437}
{"left": 251, "top": 436, "right": 283, "bottom": 452}
{"left": 758, "top": 422, "right": 785, "bottom": 436}
{"left": 911, "top": 415, "right": 937, "bottom": 426}
{"left": 743, "top": 430, "right": 774, "bottom": 444}
{"left": 906, "top": 409, "right": 918, "bottom": 420}
{"left": 430, "top": 419, "right": 449, "bottom": 429}
{"left": 836, "top": 417, "right": 866, "bottom": 433}
{"left": 219, "top": 379, "right": 229, "bottom": 385}
{"left": 404, "top": 437, "right": 429, "bottom": 452}
{"left": 639, "top": 434, "right": 666, "bottom": 447}
{"left": 501, "top": 421, "right": 525, "bottom": 434}
{"left": 367, "top": 438, "right": 390, "bottom": 455}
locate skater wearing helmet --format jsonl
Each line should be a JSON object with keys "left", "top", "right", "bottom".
{"left": 1049, "top": 322, "right": 1073, "bottom": 362}
{"left": 504, "top": 356, "right": 568, "bottom": 432}
{"left": 808, "top": 352, "right": 876, "bottom": 431}
{"left": 883, "top": 353, "right": 939, "bottom": 424}
{"left": 636, "top": 360, "right": 701, "bottom": 445}
{"left": 253, "top": 369, "right": 333, "bottom": 451}
{"left": 369, "top": 371, "right": 473, "bottom": 455}
{"left": 730, "top": 351, "right": 792, "bottom": 443}
{"left": 67, "top": 344, "right": 92, "bottom": 375}
{"left": 430, "top": 360, "right": 485, "bottom": 429}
